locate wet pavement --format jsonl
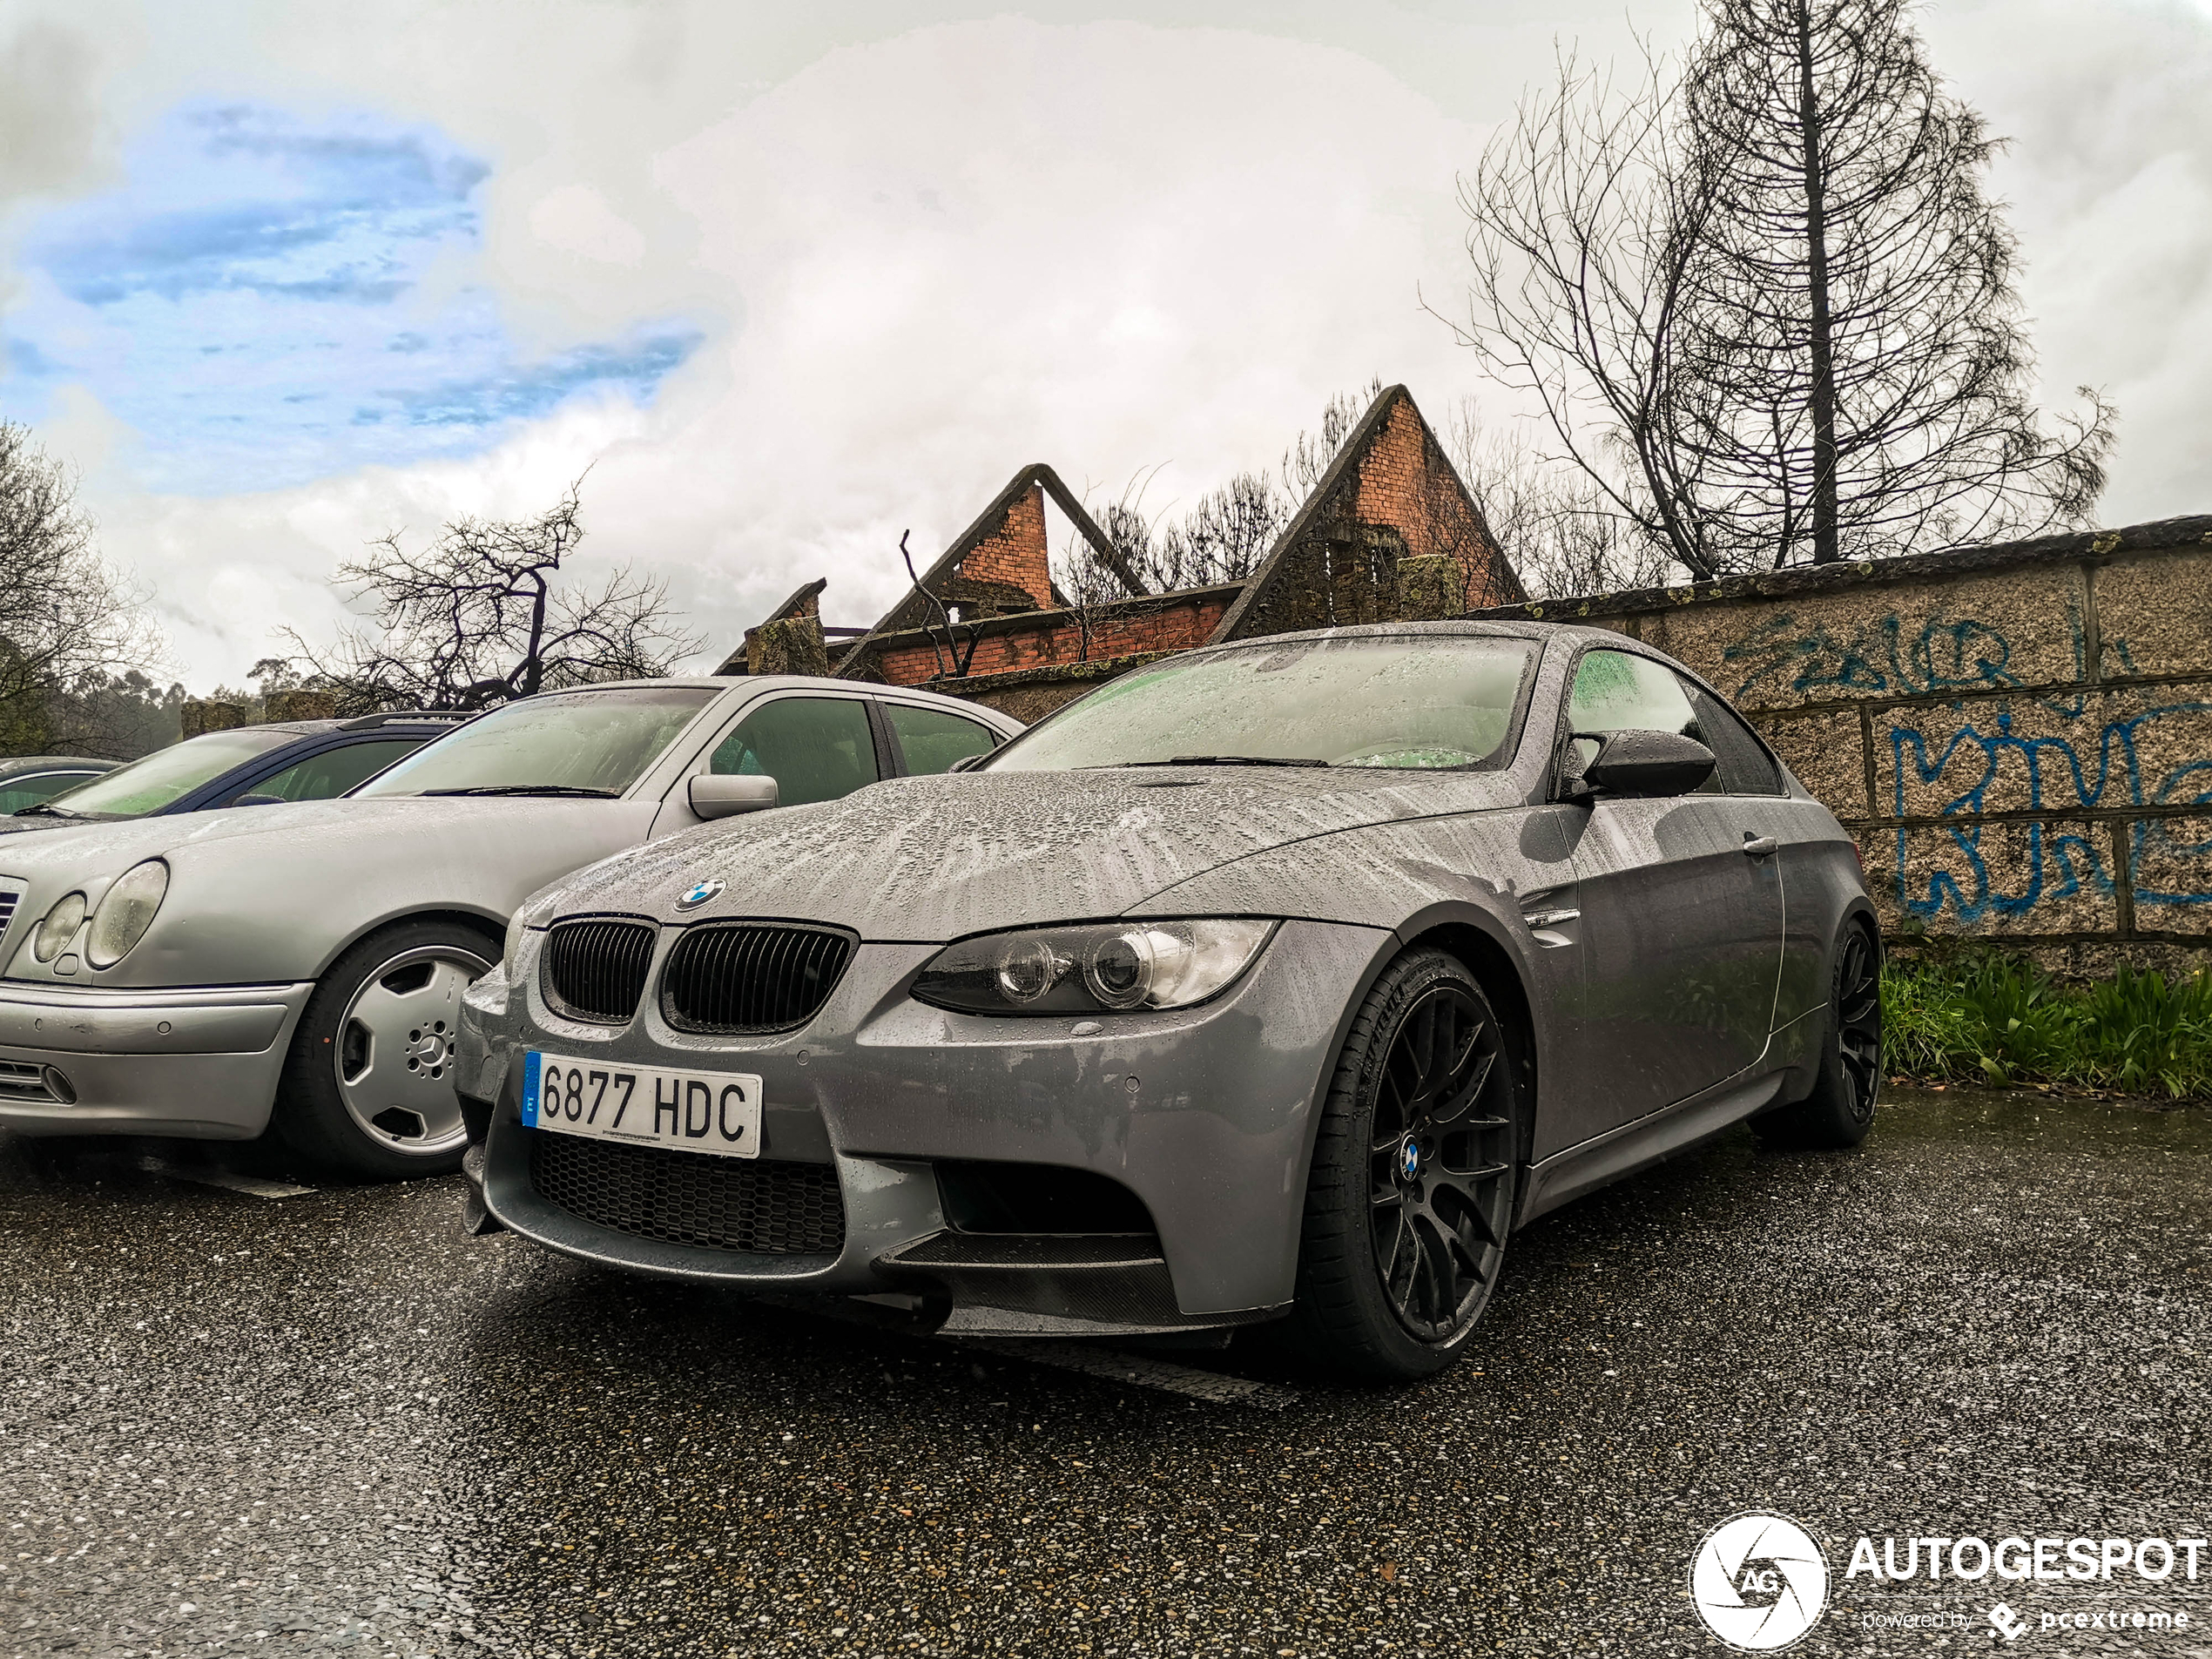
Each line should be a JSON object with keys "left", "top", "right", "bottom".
{"left": 3, "top": 1087, "right": 2206, "bottom": 1659}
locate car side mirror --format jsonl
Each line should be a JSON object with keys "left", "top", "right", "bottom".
{"left": 689, "top": 774, "right": 779, "bottom": 819}
{"left": 230, "top": 792, "right": 286, "bottom": 808}
{"left": 1576, "top": 729, "right": 1716, "bottom": 799}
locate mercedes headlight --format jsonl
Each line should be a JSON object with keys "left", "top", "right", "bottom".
{"left": 85, "top": 860, "right": 168, "bottom": 968}
{"left": 912, "top": 920, "right": 1275, "bottom": 1015}
{"left": 33, "top": 893, "right": 86, "bottom": 962}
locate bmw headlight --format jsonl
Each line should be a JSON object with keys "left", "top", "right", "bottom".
{"left": 85, "top": 860, "right": 168, "bottom": 968}
{"left": 912, "top": 920, "right": 1276, "bottom": 1015}
{"left": 33, "top": 893, "right": 87, "bottom": 962}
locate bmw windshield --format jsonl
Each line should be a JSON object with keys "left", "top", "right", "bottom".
{"left": 354, "top": 687, "right": 716, "bottom": 799}
{"left": 984, "top": 636, "right": 1536, "bottom": 772}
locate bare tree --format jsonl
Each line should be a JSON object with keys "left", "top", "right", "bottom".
{"left": 1455, "top": 5, "right": 2112, "bottom": 576}
{"left": 1446, "top": 398, "right": 1676, "bottom": 598}
{"left": 282, "top": 483, "right": 700, "bottom": 711}
{"left": 1062, "top": 384, "right": 1383, "bottom": 603}
{"left": 0, "top": 421, "right": 163, "bottom": 754}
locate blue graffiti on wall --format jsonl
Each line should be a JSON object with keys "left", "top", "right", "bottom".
{"left": 1716, "top": 606, "right": 2205, "bottom": 926}
{"left": 1890, "top": 699, "right": 2212, "bottom": 922}
{"left": 1719, "top": 607, "right": 2082, "bottom": 705}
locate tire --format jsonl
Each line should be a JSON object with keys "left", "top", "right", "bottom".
{"left": 1283, "top": 948, "right": 1521, "bottom": 1384}
{"left": 1754, "top": 921, "right": 1881, "bottom": 1150}
{"left": 273, "top": 918, "right": 500, "bottom": 1180}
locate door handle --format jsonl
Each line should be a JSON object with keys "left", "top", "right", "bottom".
{"left": 1742, "top": 835, "right": 1779, "bottom": 858}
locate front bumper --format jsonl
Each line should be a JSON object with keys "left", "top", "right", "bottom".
{"left": 461, "top": 918, "right": 1392, "bottom": 1323}
{"left": 0, "top": 979, "right": 314, "bottom": 1138}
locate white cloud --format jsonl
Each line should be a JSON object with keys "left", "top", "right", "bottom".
{"left": 3, "top": 1, "right": 2208, "bottom": 690}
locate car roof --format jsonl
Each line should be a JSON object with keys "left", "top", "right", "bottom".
{"left": 0, "top": 755, "right": 115, "bottom": 776}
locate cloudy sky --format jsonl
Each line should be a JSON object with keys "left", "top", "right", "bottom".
{"left": 2, "top": 0, "right": 2208, "bottom": 689}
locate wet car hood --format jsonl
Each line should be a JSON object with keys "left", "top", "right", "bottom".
{"left": 550, "top": 767, "right": 1524, "bottom": 941}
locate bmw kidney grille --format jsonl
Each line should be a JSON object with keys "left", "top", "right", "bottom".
{"left": 541, "top": 918, "right": 658, "bottom": 1023}
{"left": 660, "top": 923, "right": 855, "bottom": 1035}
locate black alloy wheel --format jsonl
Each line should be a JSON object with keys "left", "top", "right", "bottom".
{"left": 1286, "top": 948, "right": 1521, "bottom": 1381}
{"left": 1369, "top": 981, "right": 1515, "bottom": 1340}
{"left": 1756, "top": 920, "right": 1883, "bottom": 1150}
{"left": 1832, "top": 927, "right": 1881, "bottom": 1126}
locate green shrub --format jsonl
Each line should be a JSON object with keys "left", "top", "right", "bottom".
{"left": 1879, "top": 947, "right": 2212, "bottom": 1100}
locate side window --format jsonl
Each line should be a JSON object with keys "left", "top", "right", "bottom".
{"left": 1564, "top": 649, "right": 1720, "bottom": 794}
{"left": 248, "top": 738, "right": 427, "bottom": 803}
{"left": 884, "top": 703, "right": 997, "bottom": 776}
{"left": 1680, "top": 678, "right": 1784, "bottom": 795}
{"left": 0, "top": 772, "right": 99, "bottom": 812}
{"left": 709, "top": 697, "right": 878, "bottom": 808}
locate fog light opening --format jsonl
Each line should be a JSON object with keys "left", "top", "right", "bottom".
{"left": 40, "top": 1065, "right": 76, "bottom": 1105}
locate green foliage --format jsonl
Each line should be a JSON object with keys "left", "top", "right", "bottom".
{"left": 1883, "top": 948, "right": 2212, "bottom": 1100}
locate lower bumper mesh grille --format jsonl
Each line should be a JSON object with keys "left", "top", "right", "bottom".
{"left": 529, "top": 1133, "right": 845, "bottom": 1255}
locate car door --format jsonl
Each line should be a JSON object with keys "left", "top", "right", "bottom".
{"left": 655, "top": 691, "right": 885, "bottom": 835}
{"left": 0, "top": 771, "right": 105, "bottom": 813}
{"left": 214, "top": 737, "right": 432, "bottom": 806}
{"left": 1557, "top": 647, "right": 1784, "bottom": 1142}
{"left": 877, "top": 698, "right": 1002, "bottom": 775}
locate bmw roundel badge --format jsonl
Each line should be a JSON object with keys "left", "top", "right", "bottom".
{"left": 676, "top": 879, "right": 725, "bottom": 911}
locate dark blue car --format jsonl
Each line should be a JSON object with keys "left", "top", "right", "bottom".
{"left": 0, "top": 712, "right": 467, "bottom": 837}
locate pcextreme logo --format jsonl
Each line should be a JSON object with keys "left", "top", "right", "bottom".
{"left": 1690, "top": 1512, "right": 1831, "bottom": 1651}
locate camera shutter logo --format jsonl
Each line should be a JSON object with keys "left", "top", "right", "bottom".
{"left": 1690, "top": 1512, "right": 1831, "bottom": 1651}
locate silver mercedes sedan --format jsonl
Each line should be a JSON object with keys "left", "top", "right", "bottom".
{"left": 0, "top": 678, "right": 1018, "bottom": 1177}
{"left": 456, "top": 622, "right": 1879, "bottom": 1381}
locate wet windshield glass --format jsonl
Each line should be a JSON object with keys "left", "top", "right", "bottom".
{"left": 986, "top": 636, "right": 1536, "bottom": 772}
{"left": 35, "top": 730, "right": 294, "bottom": 819}
{"left": 353, "top": 687, "right": 715, "bottom": 798}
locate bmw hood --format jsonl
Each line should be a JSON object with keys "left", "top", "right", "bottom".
{"left": 548, "top": 767, "right": 1524, "bottom": 941}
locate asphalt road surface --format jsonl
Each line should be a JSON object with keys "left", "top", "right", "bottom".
{"left": 3, "top": 1086, "right": 2206, "bottom": 1659}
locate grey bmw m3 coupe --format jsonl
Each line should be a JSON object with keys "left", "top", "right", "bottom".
{"left": 456, "top": 622, "right": 1881, "bottom": 1380}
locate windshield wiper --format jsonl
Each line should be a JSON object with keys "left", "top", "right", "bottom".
{"left": 13, "top": 803, "right": 85, "bottom": 818}
{"left": 1115, "top": 755, "right": 1332, "bottom": 770}
{"left": 420, "top": 784, "right": 622, "bottom": 798}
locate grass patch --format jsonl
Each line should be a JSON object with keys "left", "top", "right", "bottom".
{"left": 1883, "top": 947, "right": 2212, "bottom": 1101}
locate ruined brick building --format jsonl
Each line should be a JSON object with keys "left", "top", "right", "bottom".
{"left": 718, "top": 384, "right": 1523, "bottom": 720}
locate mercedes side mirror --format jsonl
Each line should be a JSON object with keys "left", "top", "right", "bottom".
{"left": 1575, "top": 729, "right": 1716, "bottom": 799}
{"left": 688, "top": 774, "right": 779, "bottom": 819}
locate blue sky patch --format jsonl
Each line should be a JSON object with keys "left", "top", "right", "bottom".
{"left": 0, "top": 102, "right": 699, "bottom": 493}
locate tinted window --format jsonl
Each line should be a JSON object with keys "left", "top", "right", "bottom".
{"left": 1564, "top": 649, "right": 1720, "bottom": 794}
{"left": 0, "top": 771, "right": 103, "bottom": 813}
{"left": 710, "top": 697, "right": 879, "bottom": 807}
{"left": 988, "top": 637, "right": 1535, "bottom": 772}
{"left": 356, "top": 687, "right": 715, "bottom": 798}
{"left": 1680, "top": 679, "right": 1784, "bottom": 795}
{"left": 885, "top": 704, "right": 997, "bottom": 776}
{"left": 38, "top": 730, "right": 295, "bottom": 819}
{"left": 243, "top": 738, "right": 427, "bottom": 803}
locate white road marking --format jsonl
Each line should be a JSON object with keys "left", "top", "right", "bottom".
{"left": 139, "top": 1158, "right": 317, "bottom": 1200}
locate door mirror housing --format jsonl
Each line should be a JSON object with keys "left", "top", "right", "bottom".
{"left": 1570, "top": 729, "right": 1716, "bottom": 799}
{"left": 689, "top": 774, "right": 779, "bottom": 819}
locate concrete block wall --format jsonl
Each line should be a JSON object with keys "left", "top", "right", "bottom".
{"left": 1470, "top": 516, "right": 2212, "bottom": 974}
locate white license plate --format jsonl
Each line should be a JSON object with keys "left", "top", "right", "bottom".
{"left": 522, "top": 1052, "right": 762, "bottom": 1159}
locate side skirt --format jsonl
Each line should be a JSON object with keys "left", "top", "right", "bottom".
{"left": 1516, "top": 1004, "right": 1824, "bottom": 1226}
